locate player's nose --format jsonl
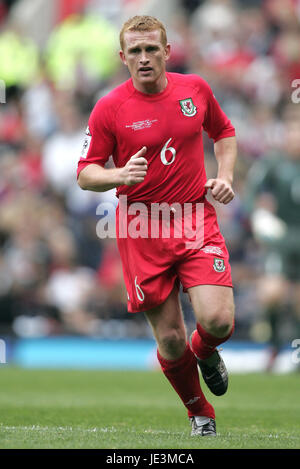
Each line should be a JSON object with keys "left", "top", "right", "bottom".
{"left": 139, "top": 52, "right": 149, "bottom": 64}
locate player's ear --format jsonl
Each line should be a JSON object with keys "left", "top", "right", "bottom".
{"left": 164, "top": 43, "right": 171, "bottom": 62}
{"left": 119, "top": 50, "right": 127, "bottom": 66}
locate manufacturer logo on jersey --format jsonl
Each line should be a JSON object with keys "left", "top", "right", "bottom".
{"left": 213, "top": 258, "right": 226, "bottom": 272}
{"left": 179, "top": 98, "right": 197, "bottom": 117}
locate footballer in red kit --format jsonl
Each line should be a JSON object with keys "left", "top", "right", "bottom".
{"left": 77, "top": 72, "right": 234, "bottom": 205}
{"left": 77, "top": 16, "right": 237, "bottom": 437}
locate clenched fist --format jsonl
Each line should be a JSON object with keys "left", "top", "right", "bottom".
{"left": 121, "top": 146, "right": 148, "bottom": 186}
{"left": 205, "top": 178, "right": 235, "bottom": 204}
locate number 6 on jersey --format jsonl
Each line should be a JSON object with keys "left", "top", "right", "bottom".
{"left": 160, "top": 138, "right": 176, "bottom": 166}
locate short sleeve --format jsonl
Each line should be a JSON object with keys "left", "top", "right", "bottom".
{"left": 77, "top": 98, "right": 116, "bottom": 178}
{"left": 202, "top": 84, "right": 235, "bottom": 143}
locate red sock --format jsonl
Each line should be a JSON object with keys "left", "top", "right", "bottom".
{"left": 191, "top": 322, "right": 235, "bottom": 360}
{"left": 157, "top": 343, "right": 215, "bottom": 419}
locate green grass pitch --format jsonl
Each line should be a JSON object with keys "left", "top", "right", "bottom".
{"left": 0, "top": 367, "right": 299, "bottom": 449}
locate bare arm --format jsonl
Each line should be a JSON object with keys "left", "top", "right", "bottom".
{"left": 78, "top": 146, "right": 148, "bottom": 192}
{"left": 205, "top": 136, "right": 237, "bottom": 204}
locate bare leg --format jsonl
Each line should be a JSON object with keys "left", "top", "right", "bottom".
{"left": 188, "top": 285, "right": 235, "bottom": 338}
{"left": 145, "top": 286, "right": 187, "bottom": 360}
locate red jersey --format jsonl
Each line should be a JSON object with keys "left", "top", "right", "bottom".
{"left": 77, "top": 72, "right": 235, "bottom": 204}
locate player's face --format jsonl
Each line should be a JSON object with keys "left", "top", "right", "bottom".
{"left": 120, "top": 29, "right": 171, "bottom": 94}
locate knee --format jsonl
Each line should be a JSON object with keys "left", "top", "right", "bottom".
{"left": 158, "top": 328, "right": 186, "bottom": 360}
{"left": 202, "top": 306, "right": 235, "bottom": 338}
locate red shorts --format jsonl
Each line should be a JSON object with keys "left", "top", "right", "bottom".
{"left": 116, "top": 198, "right": 232, "bottom": 313}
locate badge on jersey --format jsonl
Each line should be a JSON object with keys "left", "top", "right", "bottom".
{"left": 179, "top": 98, "right": 197, "bottom": 117}
{"left": 213, "top": 258, "right": 226, "bottom": 272}
{"left": 80, "top": 126, "right": 92, "bottom": 159}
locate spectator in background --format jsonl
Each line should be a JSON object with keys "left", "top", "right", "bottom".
{"left": 41, "top": 93, "right": 85, "bottom": 196}
{"left": 45, "top": 12, "right": 120, "bottom": 91}
{"left": 45, "top": 225, "right": 100, "bottom": 335}
{"left": 244, "top": 106, "right": 300, "bottom": 370}
{"left": 41, "top": 91, "right": 108, "bottom": 215}
{"left": 0, "top": 24, "right": 39, "bottom": 88}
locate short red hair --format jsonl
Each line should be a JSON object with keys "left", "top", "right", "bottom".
{"left": 119, "top": 15, "right": 168, "bottom": 51}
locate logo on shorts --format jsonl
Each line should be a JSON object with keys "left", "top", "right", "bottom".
{"left": 201, "top": 245, "right": 224, "bottom": 256}
{"left": 213, "top": 258, "right": 225, "bottom": 272}
{"left": 179, "top": 98, "right": 197, "bottom": 117}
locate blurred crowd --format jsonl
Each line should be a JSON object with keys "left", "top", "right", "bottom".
{"left": 0, "top": 0, "right": 299, "bottom": 362}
